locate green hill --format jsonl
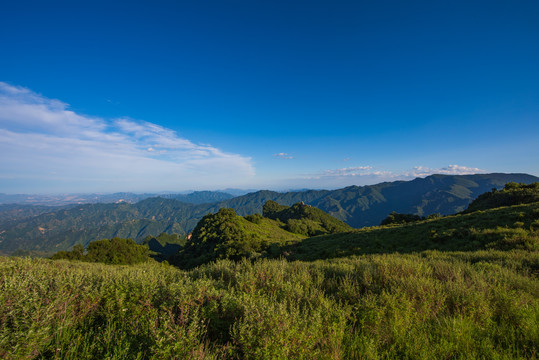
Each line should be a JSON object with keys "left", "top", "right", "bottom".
{"left": 220, "top": 173, "right": 539, "bottom": 227}
{"left": 279, "top": 201, "right": 539, "bottom": 261}
{"left": 2, "top": 184, "right": 538, "bottom": 358}
{"left": 1, "top": 173, "right": 537, "bottom": 255}
{"left": 465, "top": 182, "right": 539, "bottom": 212}
{"left": 173, "top": 208, "right": 305, "bottom": 268}
{"left": 262, "top": 200, "right": 352, "bottom": 236}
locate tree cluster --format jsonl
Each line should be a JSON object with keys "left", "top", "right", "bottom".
{"left": 173, "top": 208, "right": 265, "bottom": 268}
{"left": 380, "top": 212, "right": 441, "bottom": 226}
{"left": 51, "top": 237, "right": 150, "bottom": 265}
{"left": 465, "top": 182, "right": 539, "bottom": 212}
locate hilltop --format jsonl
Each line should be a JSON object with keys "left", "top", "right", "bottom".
{"left": 171, "top": 183, "right": 539, "bottom": 267}
{"left": 279, "top": 201, "right": 539, "bottom": 261}
{"left": 466, "top": 182, "right": 539, "bottom": 212}
{"left": 171, "top": 200, "right": 353, "bottom": 268}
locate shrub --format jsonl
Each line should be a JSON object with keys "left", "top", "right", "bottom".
{"left": 51, "top": 238, "right": 149, "bottom": 265}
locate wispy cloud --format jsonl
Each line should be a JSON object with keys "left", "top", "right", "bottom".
{"left": 0, "top": 82, "right": 255, "bottom": 193}
{"left": 404, "top": 165, "right": 487, "bottom": 177}
{"left": 320, "top": 166, "right": 374, "bottom": 177}
{"left": 274, "top": 152, "right": 293, "bottom": 159}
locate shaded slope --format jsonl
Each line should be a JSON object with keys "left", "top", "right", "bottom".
{"left": 466, "top": 182, "right": 539, "bottom": 212}
{"left": 262, "top": 200, "right": 352, "bottom": 236}
{"left": 216, "top": 173, "right": 539, "bottom": 227}
{"left": 280, "top": 202, "right": 539, "bottom": 261}
{"left": 0, "top": 198, "right": 207, "bottom": 254}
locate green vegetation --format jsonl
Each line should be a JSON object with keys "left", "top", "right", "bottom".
{"left": 1, "top": 183, "right": 538, "bottom": 358}
{"left": 51, "top": 237, "right": 150, "bottom": 265}
{"left": 263, "top": 200, "right": 352, "bottom": 236}
{"left": 173, "top": 208, "right": 305, "bottom": 269}
{"left": 380, "top": 211, "right": 424, "bottom": 225}
{"left": 281, "top": 202, "right": 539, "bottom": 261}
{"left": 466, "top": 182, "right": 539, "bottom": 212}
{"left": 2, "top": 173, "right": 538, "bottom": 255}
{"left": 142, "top": 233, "right": 186, "bottom": 261}
{"left": 1, "top": 248, "right": 537, "bottom": 359}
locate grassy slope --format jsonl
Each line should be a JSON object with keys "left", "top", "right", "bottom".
{"left": 1, "top": 250, "right": 537, "bottom": 359}
{"left": 264, "top": 201, "right": 352, "bottom": 236}
{"left": 282, "top": 202, "right": 539, "bottom": 261}
{"left": 232, "top": 216, "right": 305, "bottom": 243}
{"left": 1, "top": 199, "right": 538, "bottom": 358}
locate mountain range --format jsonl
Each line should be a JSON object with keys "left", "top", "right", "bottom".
{"left": 0, "top": 190, "right": 235, "bottom": 206}
{"left": 1, "top": 173, "right": 537, "bottom": 255}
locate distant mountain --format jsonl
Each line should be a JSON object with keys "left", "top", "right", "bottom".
{"left": 0, "top": 198, "right": 209, "bottom": 254}
{"left": 0, "top": 173, "right": 537, "bottom": 255}
{"left": 0, "top": 192, "right": 151, "bottom": 206}
{"left": 160, "top": 191, "right": 234, "bottom": 204}
{"left": 216, "top": 173, "right": 539, "bottom": 227}
{"left": 0, "top": 204, "right": 70, "bottom": 226}
{"left": 0, "top": 190, "right": 235, "bottom": 206}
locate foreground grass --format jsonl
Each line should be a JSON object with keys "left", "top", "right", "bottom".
{"left": 1, "top": 249, "right": 538, "bottom": 359}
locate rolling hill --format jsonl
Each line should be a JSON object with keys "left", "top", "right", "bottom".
{"left": 0, "top": 173, "right": 537, "bottom": 255}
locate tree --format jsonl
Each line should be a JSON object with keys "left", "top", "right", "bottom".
{"left": 51, "top": 238, "right": 149, "bottom": 265}
{"left": 380, "top": 212, "right": 423, "bottom": 226}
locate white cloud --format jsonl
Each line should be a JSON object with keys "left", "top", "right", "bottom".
{"left": 0, "top": 82, "right": 255, "bottom": 193}
{"left": 296, "top": 164, "right": 487, "bottom": 189}
{"left": 297, "top": 165, "right": 390, "bottom": 188}
{"left": 274, "top": 152, "right": 293, "bottom": 159}
{"left": 321, "top": 166, "right": 374, "bottom": 177}
{"left": 405, "top": 165, "right": 487, "bottom": 177}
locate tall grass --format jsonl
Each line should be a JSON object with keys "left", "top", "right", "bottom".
{"left": 1, "top": 249, "right": 537, "bottom": 359}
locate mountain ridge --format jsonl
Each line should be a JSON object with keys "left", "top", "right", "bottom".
{"left": 1, "top": 173, "right": 537, "bottom": 254}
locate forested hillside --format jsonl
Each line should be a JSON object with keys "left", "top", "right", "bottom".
{"left": 466, "top": 182, "right": 539, "bottom": 212}
{"left": 1, "top": 173, "right": 537, "bottom": 255}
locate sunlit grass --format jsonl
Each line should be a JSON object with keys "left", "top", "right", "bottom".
{"left": 1, "top": 248, "right": 537, "bottom": 359}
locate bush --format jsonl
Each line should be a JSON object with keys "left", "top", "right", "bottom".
{"left": 381, "top": 211, "right": 423, "bottom": 225}
{"left": 51, "top": 238, "right": 149, "bottom": 265}
{"left": 466, "top": 182, "right": 539, "bottom": 212}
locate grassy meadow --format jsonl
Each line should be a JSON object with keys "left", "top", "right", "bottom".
{"left": 1, "top": 247, "right": 537, "bottom": 359}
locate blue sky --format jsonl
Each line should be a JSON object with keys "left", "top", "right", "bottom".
{"left": 1, "top": 0, "right": 538, "bottom": 193}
